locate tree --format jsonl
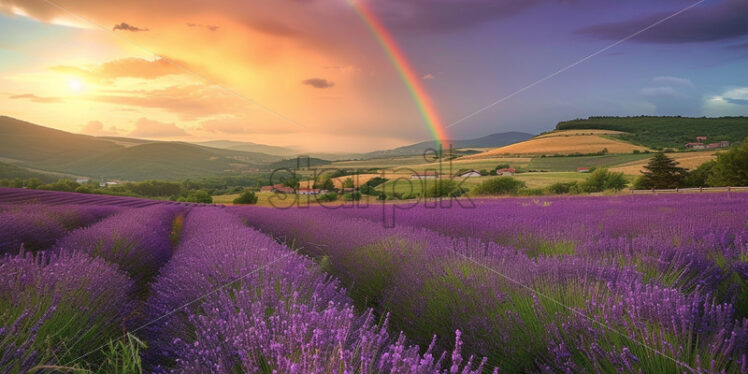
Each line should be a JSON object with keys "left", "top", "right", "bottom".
{"left": 579, "top": 168, "right": 627, "bottom": 192}
{"left": 707, "top": 139, "right": 748, "bottom": 187}
{"left": 182, "top": 190, "right": 212, "bottom": 203}
{"left": 636, "top": 153, "right": 687, "bottom": 189}
{"left": 313, "top": 178, "right": 335, "bottom": 191}
{"left": 471, "top": 177, "right": 525, "bottom": 196}
{"left": 684, "top": 160, "right": 716, "bottom": 187}
{"left": 233, "top": 190, "right": 258, "bottom": 205}
{"left": 342, "top": 177, "right": 354, "bottom": 189}
{"left": 283, "top": 178, "right": 300, "bottom": 191}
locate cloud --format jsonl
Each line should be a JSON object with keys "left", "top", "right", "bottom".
{"left": 187, "top": 23, "right": 219, "bottom": 31}
{"left": 50, "top": 58, "right": 183, "bottom": 82}
{"left": 721, "top": 87, "right": 748, "bottom": 105}
{"left": 81, "top": 120, "right": 122, "bottom": 136}
{"left": 579, "top": 0, "right": 748, "bottom": 43}
{"left": 85, "top": 84, "right": 250, "bottom": 121}
{"left": 8, "top": 93, "right": 62, "bottom": 103}
{"left": 128, "top": 117, "right": 188, "bottom": 138}
{"left": 113, "top": 22, "right": 149, "bottom": 32}
{"left": 652, "top": 76, "right": 693, "bottom": 87}
{"left": 302, "top": 78, "right": 335, "bottom": 89}
{"left": 704, "top": 88, "right": 748, "bottom": 116}
{"left": 422, "top": 73, "right": 435, "bottom": 80}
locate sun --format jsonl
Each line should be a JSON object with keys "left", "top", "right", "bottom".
{"left": 67, "top": 78, "right": 84, "bottom": 93}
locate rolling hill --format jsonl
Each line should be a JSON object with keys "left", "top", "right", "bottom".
{"left": 556, "top": 116, "right": 748, "bottom": 149}
{"left": 0, "top": 116, "right": 282, "bottom": 180}
{"left": 362, "top": 131, "right": 534, "bottom": 158}
{"left": 463, "top": 130, "right": 649, "bottom": 158}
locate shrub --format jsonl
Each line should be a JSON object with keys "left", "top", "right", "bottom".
{"left": 317, "top": 192, "right": 338, "bottom": 202}
{"left": 471, "top": 177, "right": 526, "bottom": 196}
{"left": 182, "top": 190, "right": 212, "bottom": 203}
{"left": 578, "top": 168, "right": 627, "bottom": 192}
{"left": 423, "top": 179, "right": 466, "bottom": 198}
{"left": 232, "top": 191, "right": 258, "bottom": 205}
{"left": 548, "top": 181, "right": 578, "bottom": 194}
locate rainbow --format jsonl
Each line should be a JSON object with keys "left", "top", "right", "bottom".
{"left": 350, "top": 0, "right": 450, "bottom": 150}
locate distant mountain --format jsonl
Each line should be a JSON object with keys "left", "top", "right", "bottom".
{"left": 266, "top": 157, "right": 332, "bottom": 170}
{"left": 363, "top": 131, "right": 534, "bottom": 158}
{"left": 195, "top": 140, "right": 296, "bottom": 157}
{"left": 0, "top": 116, "right": 282, "bottom": 180}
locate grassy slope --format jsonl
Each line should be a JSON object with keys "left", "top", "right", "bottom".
{"left": 60, "top": 142, "right": 249, "bottom": 180}
{"left": 556, "top": 116, "right": 748, "bottom": 149}
{"left": 0, "top": 116, "right": 123, "bottom": 166}
{"left": 0, "top": 161, "right": 58, "bottom": 182}
{"left": 527, "top": 153, "right": 652, "bottom": 172}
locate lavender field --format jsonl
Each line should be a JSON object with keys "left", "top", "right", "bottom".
{"left": 1, "top": 188, "right": 747, "bottom": 373}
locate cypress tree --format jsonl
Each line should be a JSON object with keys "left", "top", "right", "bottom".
{"left": 636, "top": 153, "right": 687, "bottom": 189}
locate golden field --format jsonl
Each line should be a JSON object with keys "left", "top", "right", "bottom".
{"left": 463, "top": 134, "right": 650, "bottom": 158}
{"left": 610, "top": 151, "right": 718, "bottom": 175}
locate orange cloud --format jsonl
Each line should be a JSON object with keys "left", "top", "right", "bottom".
{"left": 50, "top": 58, "right": 183, "bottom": 82}
{"left": 81, "top": 120, "right": 122, "bottom": 136}
{"left": 8, "top": 93, "right": 63, "bottom": 103}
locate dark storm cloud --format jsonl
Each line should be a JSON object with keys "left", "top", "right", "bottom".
{"left": 302, "top": 78, "right": 335, "bottom": 89}
{"left": 579, "top": 0, "right": 748, "bottom": 43}
{"left": 112, "top": 22, "right": 149, "bottom": 32}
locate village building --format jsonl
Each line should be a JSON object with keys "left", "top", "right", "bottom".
{"left": 457, "top": 170, "right": 482, "bottom": 178}
{"left": 685, "top": 142, "right": 706, "bottom": 150}
{"left": 296, "top": 188, "right": 327, "bottom": 195}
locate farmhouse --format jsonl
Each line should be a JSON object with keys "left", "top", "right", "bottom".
{"left": 685, "top": 142, "right": 705, "bottom": 150}
{"left": 496, "top": 168, "right": 516, "bottom": 176}
{"left": 411, "top": 171, "right": 438, "bottom": 179}
{"left": 457, "top": 170, "right": 482, "bottom": 178}
{"left": 576, "top": 167, "right": 591, "bottom": 173}
{"left": 297, "top": 188, "right": 327, "bottom": 195}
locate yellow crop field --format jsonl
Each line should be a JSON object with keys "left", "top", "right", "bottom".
{"left": 610, "top": 151, "right": 718, "bottom": 175}
{"left": 463, "top": 134, "right": 650, "bottom": 158}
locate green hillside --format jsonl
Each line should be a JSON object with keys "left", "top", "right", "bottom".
{"left": 0, "top": 116, "right": 282, "bottom": 180}
{"left": 59, "top": 142, "right": 252, "bottom": 180}
{"left": 0, "top": 116, "right": 123, "bottom": 165}
{"left": 0, "top": 161, "right": 57, "bottom": 182}
{"left": 556, "top": 116, "right": 748, "bottom": 150}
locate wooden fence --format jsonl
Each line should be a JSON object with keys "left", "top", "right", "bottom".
{"left": 629, "top": 186, "right": 748, "bottom": 195}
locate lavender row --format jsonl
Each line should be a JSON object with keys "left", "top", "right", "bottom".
{"left": 145, "top": 207, "right": 490, "bottom": 373}
{"left": 54, "top": 205, "right": 182, "bottom": 284}
{"left": 235, "top": 205, "right": 748, "bottom": 373}
{"left": 0, "top": 204, "right": 120, "bottom": 255}
{"left": 321, "top": 194, "right": 748, "bottom": 309}
{"left": 0, "top": 250, "right": 133, "bottom": 373}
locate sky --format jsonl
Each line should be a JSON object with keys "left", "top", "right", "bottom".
{"left": 0, "top": 0, "right": 747, "bottom": 153}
